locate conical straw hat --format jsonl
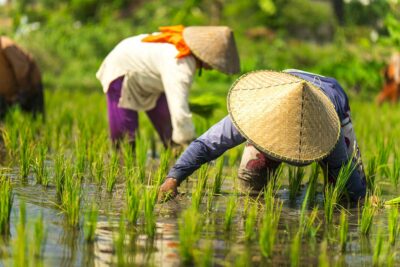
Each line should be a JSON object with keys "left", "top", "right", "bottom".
{"left": 227, "top": 70, "right": 340, "bottom": 165}
{"left": 183, "top": 26, "right": 240, "bottom": 74}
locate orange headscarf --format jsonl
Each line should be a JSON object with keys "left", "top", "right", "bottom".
{"left": 142, "top": 25, "right": 191, "bottom": 59}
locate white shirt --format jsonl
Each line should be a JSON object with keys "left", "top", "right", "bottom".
{"left": 96, "top": 34, "right": 197, "bottom": 144}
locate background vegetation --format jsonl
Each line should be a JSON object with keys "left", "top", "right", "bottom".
{"left": 0, "top": 0, "right": 399, "bottom": 101}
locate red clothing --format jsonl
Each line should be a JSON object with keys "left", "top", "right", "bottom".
{"left": 377, "top": 53, "right": 400, "bottom": 105}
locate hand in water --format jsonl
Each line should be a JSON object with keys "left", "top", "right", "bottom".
{"left": 158, "top": 177, "right": 179, "bottom": 202}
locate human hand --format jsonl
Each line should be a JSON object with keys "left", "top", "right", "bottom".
{"left": 359, "top": 195, "right": 380, "bottom": 207}
{"left": 158, "top": 177, "right": 179, "bottom": 203}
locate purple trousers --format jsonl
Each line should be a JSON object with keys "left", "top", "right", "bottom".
{"left": 106, "top": 76, "right": 173, "bottom": 147}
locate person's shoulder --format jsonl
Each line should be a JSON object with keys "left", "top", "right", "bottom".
{"left": 0, "top": 35, "right": 16, "bottom": 48}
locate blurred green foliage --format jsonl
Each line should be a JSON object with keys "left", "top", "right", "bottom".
{"left": 0, "top": 0, "right": 398, "bottom": 99}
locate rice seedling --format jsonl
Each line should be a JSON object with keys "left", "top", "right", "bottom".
{"left": 307, "top": 163, "right": 320, "bottom": 205}
{"left": 242, "top": 191, "right": 252, "bottom": 218}
{"left": 288, "top": 166, "right": 305, "bottom": 202}
{"left": 290, "top": 231, "right": 301, "bottom": 267}
{"left": 143, "top": 185, "right": 158, "bottom": 238}
{"left": 318, "top": 239, "right": 330, "bottom": 267}
{"left": 372, "top": 228, "right": 384, "bottom": 266}
{"left": 125, "top": 175, "right": 141, "bottom": 225}
{"left": 338, "top": 209, "right": 348, "bottom": 253}
{"left": 299, "top": 178, "right": 321, "bottom": 238}
{"left": 54, "top": 153, "right": 66, "bottom": 198}
{"left": 155, "top": 148, "right": 171, "bottom": 186}
{"left": 32, "top": 144, "right": 49, "bottom": 186}
{"left": 178, "top": 208, "right": 202, "bottom": 264}
{"left": 212, "top": 156, "right": 225, "bottom": 194}
{"left": 388, "top": 152, "right": 400, "bottom": 188}
{"left": 224, "top": 195, "right": 237, "bottom": 232}
{"left": 358, "top": 195, "right": 376, "bottom": 236}
{"left": 388, "top": 207, "right": 399, "bottom": 246}
{"left": 194, "top": 240, "right": 213, "bottom": 267}
{"left": 122, "top": 140, "right": 135, "bottom": 179}
{"left": 385, "top": 196, "right": 400, "bottom": 205}
{"left": 74, "top": 138, "right": 87, "bottom": 179}
{"left": 19, "top": 134, "right": 32, "bottom": 179}
{"left": 13, "top": 201, "right": 27, "bottom": 267}
{"left": 324, "top": 159, "right": 354, "bottom": 224}
{"left": 91, "top": 153, "right": 104, "bottom": 185}
{"left": 384, "top": 244, "right": 396, "bottom": 267}
{"left": 114, "top": 216, "right": 126, "bottom": 266}
{"left": 244, "top": 202, "right": 258, "bottom": 242}
{"left": 259, "top": 184, "right": 282, "bottom": 258}
{"left": 191, "top": 164, "right": 209, "bottom": 210}
{"left": 366, "top": 156, "right": 377, "bottom": 192}
{"left": 197, "top": 163, "right": 209, "bottom": 190}
{"left": 228, "top": 146, "right": 241, "bottom": 167}
{"left": 84, "top": 203, "right": 98, "bottom": 243}
{"left": 377, "top": 139, "right": 391, "bottom": 169}
{"left": 0, "top": 126, "right": 19, "bottom": 159}
{"left": 135, "top": 134, "right": 148, "bottom": 183}
{"left": 259, "top": 202, "right": 282, "bottom": 258}
{"left": 60, "top": 165, "right": 81, "bottom": 226}
{"left": 206, "top": 187, "right": 214, "bottom": 213}
{"left": 31, "top": 213, "right": 46, "bottom": 261}
{"left": 0, "top": 174, "right": 13, "bottom": 234}
{"left": 105, "top": 151, "right": 119, "bottom": 192}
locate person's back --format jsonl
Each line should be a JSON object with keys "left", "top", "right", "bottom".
{"left": 0, "top": 36, "right": 44, "bottom": 119}
{"left": 377, "top": 53, "right": 400, "bottom": 105}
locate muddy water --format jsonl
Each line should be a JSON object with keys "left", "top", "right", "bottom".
{"left": 0, "top": 170, "right": 399, "bottom": 267}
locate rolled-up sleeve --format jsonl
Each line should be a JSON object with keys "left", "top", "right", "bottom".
{"left": 321, "top": 131, "right": 366, "bottom": 201}
{"left": 167, "top": 115, "right": 246, "bottom": 183}
{"left": 161, "top": 55, "right": 196, "bottom": 144}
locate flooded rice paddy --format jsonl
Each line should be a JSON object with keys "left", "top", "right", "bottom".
{"left": 1, "top": 93, "right": 400, "bottom": 266}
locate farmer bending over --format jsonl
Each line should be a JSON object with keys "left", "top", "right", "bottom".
{"left": 0, "top": 36, "right": 44, "bottom": 119}
{"left": 96, "top": 25, "right": 240, "bottom": 149}
{"left": 377, "top": 53, "right": 400, "bottom": 105}
{"left": 159, "top": 70, "right": 367, "bottom": 202}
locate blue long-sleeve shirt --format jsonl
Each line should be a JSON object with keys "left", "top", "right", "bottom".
{"left": 167, "top": 70, "right": 366, "bottom": 200}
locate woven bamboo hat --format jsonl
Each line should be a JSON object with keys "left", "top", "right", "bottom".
{"left": 183, "top": 26, "right": 240, "bottom": 74}
{"left": 227, "top": 70, "right": 340, "bottom": 165}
